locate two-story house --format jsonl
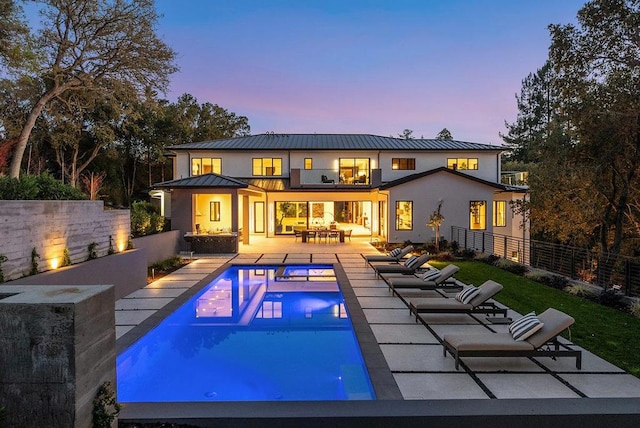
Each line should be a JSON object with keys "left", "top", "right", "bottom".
{"left": 152, "top": 133, "right": 527, "bottom": 251}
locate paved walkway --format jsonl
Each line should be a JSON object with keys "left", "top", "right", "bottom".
{"left": 115, "top": 236, "right": 640, "bottom": 401}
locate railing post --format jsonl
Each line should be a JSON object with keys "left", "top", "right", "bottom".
{"left": 464, "top": 229, "right": 468, "bottom": 249}
{"left": 482, "top": 232, "right": 486, "bottom": 253}
{"left": 503, "top": 236, "right": 507, "bottom": 259}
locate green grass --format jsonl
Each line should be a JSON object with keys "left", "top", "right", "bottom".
{"left": 431, "top": 260, "right": 640, "bottom": 378}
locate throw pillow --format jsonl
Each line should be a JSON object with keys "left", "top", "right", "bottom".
{"left": 389, "top": 248, "right": 401, "bottom": 257}
{"left": 455, "top": 286, "right": 479, "bottom": 304}
{"left": 422, "top": 268, "right": 440, "bottom": 281}
{"left": 509, "top": 312, "right": 544, "bottom": 341}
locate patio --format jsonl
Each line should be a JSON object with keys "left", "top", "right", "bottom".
{"left": 115, "top": 236, "right": 640, "bottom": 426}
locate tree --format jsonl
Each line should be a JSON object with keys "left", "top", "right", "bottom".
{"left": 544, "top": 0, "right": 640, "bottom": 258}
{"left": 501, "top": 62, "right": 564, "bottom": 163}
{"left": 426, "top": 200, "right": 445, "bottom": 252}
{"left": 435, "top": 128, "right": 453, "bottom": 140}
{"left": 0, "top": 0, "right": 30, "bottom": 68}
{"left": 398, "top": 129, "right": 413, "bottom": 139}
{"left": 6, "top": 0, "right": 177, "bottom": 178}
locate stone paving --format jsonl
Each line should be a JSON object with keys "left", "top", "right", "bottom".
{"left": 115, "top": 236, "right": 640, "bottom": 401}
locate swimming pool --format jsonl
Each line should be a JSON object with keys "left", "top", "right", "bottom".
{"left": 117, "top": 265, "right": 376, "bottom": 402}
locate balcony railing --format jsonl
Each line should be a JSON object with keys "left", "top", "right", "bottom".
{"left": 290, "top": 169, "right": 381, "bottom": 188}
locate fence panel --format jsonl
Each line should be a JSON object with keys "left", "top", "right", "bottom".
{"left": 450, "top": 226, "right": 640, "bottom": 298}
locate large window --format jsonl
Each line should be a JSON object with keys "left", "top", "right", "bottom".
{"left": 339, "top": 158, "right": 370, "bottom": 184}
{"left": 191, "top": 158, "right": 222, "bottom": 176}
{"left": 253, "top": 158, "right": 282, "bottom": 176}
{"left": 493, "top": 201, "right": 506, "bottom": 227}
{"left": 391, "top": 158, "right": 415, "bottom": 170}
{"left": 470, "top": 201, "right": 487, "bottom": 230}
{"left": 395, "top": 201, "right": 413, "bottom": 230}
{"left": 447, "top": 158, "right": 478, "bottom": 170}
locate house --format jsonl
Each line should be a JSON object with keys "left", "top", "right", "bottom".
{"left": 152, "top": 133, "right": 527, "bottom": 251}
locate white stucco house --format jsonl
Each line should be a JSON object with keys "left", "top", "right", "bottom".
{"left": 152, "top": 133, "right": 527, "bottom": 252}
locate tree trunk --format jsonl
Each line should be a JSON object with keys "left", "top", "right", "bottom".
{"left": 8, "top": 89, "right": 61, "bottom": 178}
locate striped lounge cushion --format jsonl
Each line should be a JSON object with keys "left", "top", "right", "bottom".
{"left": 422, "top": 268, "right": 440, "bottom": 281}
{"left": 455, "top": 286, "right": 479, "bottom": 304}
{"left": 405, "top": 256, "right": 421, "bottom": 269}
{"left": 509, "top": 312, "right": 544, "bottom": 341}
{"left": 389, "top": 248, "right": 402, "bottom": 257}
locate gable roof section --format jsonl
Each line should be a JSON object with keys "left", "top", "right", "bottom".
{"left": 379, "top": 167, "right": 524, "bottom": 192}
{"left": 153, "top": 173, "right": 249, "bottom": 189}
{"left": 167, "top": 134, "right": 503, "bottom": 152}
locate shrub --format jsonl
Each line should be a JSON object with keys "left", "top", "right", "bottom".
{"left": 87, "top": 242, "right": 98, "bottom": 260}
{"left": 30, "top": 248, "right": 40, "bottom": 275}
{"left": 494, "top": 257, "right": 528, "bottom": 275}
{"left": 459, "top": 248, "right": 476, "bottom": 259}
{"left": 131, "top": 201, "right": 165, "bottom": 238}
{"left": 0, "top": 254, "right": 7, "bottom": 283}
{"left": 597, "top": 288, "right": 625, "bottom": 310}
{"left": 61, "top": 248, "right": 71, "bottom": 267}
{"left": 630, "top": 300, "right": 640, "bottom": 318}
{"left": 92, "top": 382, "right": 121, "bottom": 428}
{"left": 565, "top": 284, "right": 598, "bottom": 299}
{"left": 0, "top": 173, "right": 86, "bottom": 200}
{"left": 431, "top": 251, "right": 453, "bottom": 261}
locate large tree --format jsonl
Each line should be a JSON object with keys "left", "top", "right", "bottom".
{"left": 543, "top": 0, "right": 640, "bottom": 256}
{"left": 4, "top": 0, "right": 177, "bottom": 178}
{"left": 501, "top": 62, "right": 563, "bottom": 163}
{"left": 435, "top": 128, "right": 453, "bottom": 140}
{"left": 0, "top": 0, "right": 29, "bottom": 67}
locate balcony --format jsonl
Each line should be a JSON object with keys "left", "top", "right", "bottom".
{"left": 290, "top": 169, "right": 381, "bottom": 188}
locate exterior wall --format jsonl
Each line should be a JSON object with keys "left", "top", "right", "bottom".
{"left": 174, "top": 149, "right": 501, "bottom": 185}
{"left": 379, "top": 151, "right": 499, "bottom": 183}
{"left": 0, "top": 201, "right": 130, "bottom": 281}
{"left": 9, "top": 248, "right": 147, "bottom": 300}
{"left": 132, "top": 230, "right": 181, "bottom": 265}
{"left": 0, "top": 284, "right": 115, "bottom": 427}
{"left": 385, "top": 171, "right": 497, "bottom": 244}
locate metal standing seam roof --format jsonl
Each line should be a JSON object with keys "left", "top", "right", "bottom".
{"left": 167, "top": 134, "right": 504, "bottom": 151}
{"left": 152, "top": 174, "right": 249, "bottom": 189}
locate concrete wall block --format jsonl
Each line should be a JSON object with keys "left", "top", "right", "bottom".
{"left": 0, "top": 201, "right": 131, "bottom": 281}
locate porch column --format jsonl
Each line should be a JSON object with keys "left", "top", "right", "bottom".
{"left": 242, "top": 194, "right": 250, "bottom": 245}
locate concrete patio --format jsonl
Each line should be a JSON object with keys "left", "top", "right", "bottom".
{"left": 115, "top": 236, "right": 640, "bottom": 425}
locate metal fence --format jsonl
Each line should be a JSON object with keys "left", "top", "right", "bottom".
{"left": 450, "top": 226, "right": 640, "bottom": 298}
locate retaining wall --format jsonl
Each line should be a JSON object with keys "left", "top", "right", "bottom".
{"left": 0, "top": 200, "right": 130, "bottom": 281}
{"left": 132, "top": 230, "right": 181, "bottom": 265}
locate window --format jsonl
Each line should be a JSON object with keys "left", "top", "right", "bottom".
{"left": 304, "top": 158, "right": 313, "bottom": 170}
{"left": 253, "top": 158, "right": 282, "bottom": 176}
{"left": 191, "top": 158, "right": 221, "bottom": 176}
{"left": 470, "top": 201, "right": 487, "bottom": 230}
{"left": 447, "top": 158, "right": 478, "bottom": 170}
{"left": 391, "top": 158, "right": 415, "bottom": 170}
{"left": 339, "top": 158, "right": 370, "bottom": 184}
{"left": 210, "top": 201, "right": 221, "bottom": 221}
{"left": 395, "top": 201, "right": 413, "bottom": 230}
{"left": 493, "top": 201, "right": 506, "bottom": 227}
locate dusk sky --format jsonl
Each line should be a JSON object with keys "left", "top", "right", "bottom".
{"left": 155, "top": 0, "right": 586, "bottom": 145}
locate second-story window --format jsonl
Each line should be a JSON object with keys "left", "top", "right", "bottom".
{"left": 339, "top": 158, "right": 370, "bottom": 184}
{"left": 192, "top": 158, "right": 222, "bottom": 176}
{"left": 447, "top": 158, "right": 478, "bottom": 170}
{"left": 253, "top": 158, "right": 282, "bottom": 176}
{"left": 391, "top": 158, "right": 415, "bottom": 170}
{"left": 304, "top": 158, "right": 313, "bottom": 170}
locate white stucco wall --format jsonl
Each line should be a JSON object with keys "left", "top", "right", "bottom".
{"left": 0, "top": 201, "right": 130, "bottom": 281}
{"left": 384, "top": 171, "right": 497, "bottom": 244}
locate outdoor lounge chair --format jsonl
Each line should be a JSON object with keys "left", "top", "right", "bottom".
{"left": 442, "top": 308, "right": 582, "bottom": 370}
{"left": 372, "top": 254, "right": 431, "bottom": 278}
{"left": 384, "top": 264, "right": 461, "bottom": 292}
{"left": 364, "top": 245, "right": 414, "bottom": 266}
{"left": 408, "top": 280, "right": 507, "bottom": 320}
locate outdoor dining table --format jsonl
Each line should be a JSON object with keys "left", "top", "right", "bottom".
{"left": 301, "top": 228, "right": 345, "bottom": 243}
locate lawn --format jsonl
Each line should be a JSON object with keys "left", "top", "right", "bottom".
{"left": 431, "top": 260, "right": 640, "bottom": 378}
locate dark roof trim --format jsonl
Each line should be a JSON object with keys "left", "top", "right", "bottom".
{"left": 379, "top": 167, "right": 522, "bottom": 191}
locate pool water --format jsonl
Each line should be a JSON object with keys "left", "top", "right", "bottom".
{"left": 116, "top": 265, "right": 376, "bottom": 402}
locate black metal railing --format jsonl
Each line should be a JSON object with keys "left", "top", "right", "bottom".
{"left": 451, "top": 226, "right": 640, "bottom": 298}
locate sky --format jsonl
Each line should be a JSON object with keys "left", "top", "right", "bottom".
{"left": 154, "top": 0, "right": 586, "bottom": 145}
